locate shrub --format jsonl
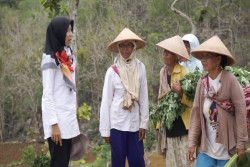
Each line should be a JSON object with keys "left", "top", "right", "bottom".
{"left": 22, "top": 145, "right": 36, "bottom": 166}
{"left": 33, "top": 152, "right": 50, "bottom": 167}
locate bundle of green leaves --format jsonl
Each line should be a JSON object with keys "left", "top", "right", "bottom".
{"left": 180, "top": 67, "right": 204, "bottom": 101}
{"left": 225, "top": 66, "right": 250, "bottom": 88}
{"left": 155, "top": 92, "right": 186, "bottom": 131}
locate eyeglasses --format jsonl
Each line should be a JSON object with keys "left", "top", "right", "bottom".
{"left": 201, "top": 53, "right": 218, "bottom": 60}
{"left": 163, "top": 50, "right": 175, "bottom": 56}
{"left": 119, "top": 42, "right": 134, "bottom": 48}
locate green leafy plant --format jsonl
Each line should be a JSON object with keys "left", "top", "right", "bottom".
{"left": 77, "top": 103, "right": 92, "bottom": 120}
{"left": 180, "top": 67, "right": 204, "bottom": 101}
{"left": 144, "top": 130, "right": 156, "bottom": 152}
{"left": 85, "top": 144, "right": 111, "bottom": 167}
{"left": 33, "top": 152, "right": 50, "bottom": 167}
{"left": 225, "top": 66, "right": 250, "bottom": 88}
{"left": 70, "top": 157, "right": 87, "bottom": 167}
{"left": 22, "top": 145, "right": 36, "bottom": 166}
{"left": 39, "top": 0, "right": 69, "bottom": 18}
{"left": 154, "top": 92, "right": 186, "bottom": 131}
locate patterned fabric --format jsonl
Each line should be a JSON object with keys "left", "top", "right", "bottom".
{"left": 243, "top": 85, "right": 250, "bottom": 131}
{"left": 54, "top": 49, "right": 76, "bottom": 92}
{"left": 202, "top": 74, "right": 250, "bottom": 131}
{"left": 165, "top": 135, "right": 195, "bottom": 167}
{"left": 201, "top": 74, "right": 235, "bottom": 114}
{"left": 55, "top": 50, "right": 74, "bottom": 72}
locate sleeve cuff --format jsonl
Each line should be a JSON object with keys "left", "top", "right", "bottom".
{"left": 236, "top": 144, "right": 246, "bottom": 150}
{"left": 100, "top": 130, "right": 110, "bottom": 137}
{"left": 140, "top": 122, "right": 148, "bottom": 130}
{"left": 49, "top": 118, "right": 58, "bottom": 126}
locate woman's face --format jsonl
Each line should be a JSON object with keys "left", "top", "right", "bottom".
{"left": 201, "top": 52, "right": 221, "bottom": 72}
{"left": 119, "top": 41, "right": 134, "bottom": 59}
{"left": 184, "top": 41, "right": 191, "bottom": 55}
{"left": 163, "top": 50, "right": 178, "bottom": 66}
{"left": 177, "top": 55, "right": 187, "bottom": 63}
{"left": 65, "top": 25, "right": 73, "bottom": 46}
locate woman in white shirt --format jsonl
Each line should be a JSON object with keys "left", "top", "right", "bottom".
{"left": 99, "top": 28, "right": 149, "bottom": 167}
{"left": 41, "top": 16, "right": 80, "bottom": 167}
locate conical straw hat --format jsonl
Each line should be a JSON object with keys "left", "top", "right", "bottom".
{"left": 191, "top": 36, "right": 235, "bottom": 66}
{"left": 70, "top": 134, "right": 89, "bottom": 161}
{"left": 108, "top": 28, "right": 146, "bottom": 53}
{"left": 156, "top": 35, "right": 190, "bottom": 60}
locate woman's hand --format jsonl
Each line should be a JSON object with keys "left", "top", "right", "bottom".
{"left": 51, "top": 124, "right": 62, "bottom": 146}
{"left": 187, "top": 147, "right": 196, "bottom": 162}
{"left": 158, "top": 90, "right": 171, "bottom": 100}
{"left": 172, "top": 80, "right": 183, "bottom": 97}
{"left": 103, "top": 137, "right": 110, "bottom": 144}
{"left": 236, "top": 148, "right": 245, "bottom": 162}
{"left": 139, "top": 128, "right": 146, "bottom": 141}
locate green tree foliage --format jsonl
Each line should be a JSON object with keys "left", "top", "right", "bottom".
{"left": 0, "top": 0, "right": 22, "bottom": 8}
{"left": 40, "top": 0, "right": 69, "bottom": 18}
{"left": 77, "top": 103, "right": 92, "bottom": 120}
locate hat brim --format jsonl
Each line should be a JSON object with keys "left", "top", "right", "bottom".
{"left": 190, "top": 36, "right": 236, "bottom": 66}
{"left": 156, "top": 44, "right": 191, "bottom": 61}
{"left": 191, "top": 50, "right": 235, "bottom": 66}
{"left": 108, "top": 39, "right": 146, "bottom": 53}
{"left": 70, "top": 134, "right": 89, "bottom": 161}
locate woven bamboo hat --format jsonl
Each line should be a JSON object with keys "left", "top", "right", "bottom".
{"left": 70, "top": 134, "right": 89, "bottom": 161}
{"left": 156, "top": 35, "right": 190, "bottom": 60}
{"left": 191, "top": 36, "right": 235, "bottom": 66}
{"left": 108, "top": 28, "right": 146, "bottom": 53}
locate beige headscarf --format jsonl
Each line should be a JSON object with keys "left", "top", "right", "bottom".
{"left": 108, "top": 28, "right": 146, "bottom": 111}
{"left": 115, "top": 41, "right": 139, "bottom": 112}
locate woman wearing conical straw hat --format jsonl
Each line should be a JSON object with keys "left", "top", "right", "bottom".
{"left": 187, "top": 36, "right": 248, "bottom": 167}
{"left": 156, "top": 35, "right": 195, "bottom": 167}
{"left": 99, "top": 28, "right": 149, "bottom": 167}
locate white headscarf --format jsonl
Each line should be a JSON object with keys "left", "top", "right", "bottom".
{"left": 115, "top": 41, "right": 139, "bottom": 112}
{"left": 181, "top": 34, "right": 203, "bottom": 72}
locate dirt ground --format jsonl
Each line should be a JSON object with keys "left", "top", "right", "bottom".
{"left": 2, "top": 138, "right": 249, "bottom": 166}
{"left": 0, "top": 141, "right": 165, "bottom": 167}
{"left": 0, "top": 141, "right": 95, "bottom": 167}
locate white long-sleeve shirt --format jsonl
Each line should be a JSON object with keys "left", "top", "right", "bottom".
{"left": 41, "top": 47, "right": 80, "bottom": 139}
{"left": 99, "top": 59, "right": 149, "bottom": 137}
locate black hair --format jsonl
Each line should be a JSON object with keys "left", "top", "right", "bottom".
{"left": 218, "top": 54, "right": 227, "bottom": 69}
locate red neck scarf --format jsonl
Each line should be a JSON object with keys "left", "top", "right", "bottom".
{"left": 55, "top": 50, "right": 74, "bottom": 72}
{"left": 55, "top": 49, "right": 76, "bottom": 92}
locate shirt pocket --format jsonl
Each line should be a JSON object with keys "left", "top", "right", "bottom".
{"left": 113, "top": 76, "right": 125, "bottom": 99}
{"left": 114, "top": 76, "right": 125, "bottom": 90}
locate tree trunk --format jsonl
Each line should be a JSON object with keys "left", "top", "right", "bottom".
{"left": 145, "top": 151, "right": 153, "bottom": 167}
{"left": 170, "top": 0, "right": 197, "bottom": 34}
{"left": 68, "top": 0, "right": 79, "bottom": 54}
{"left": 32, "top": 106, "right": 39, "bottom": 135}
{"left": 0, "top": 100, "right": 4, "bottom": 142}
